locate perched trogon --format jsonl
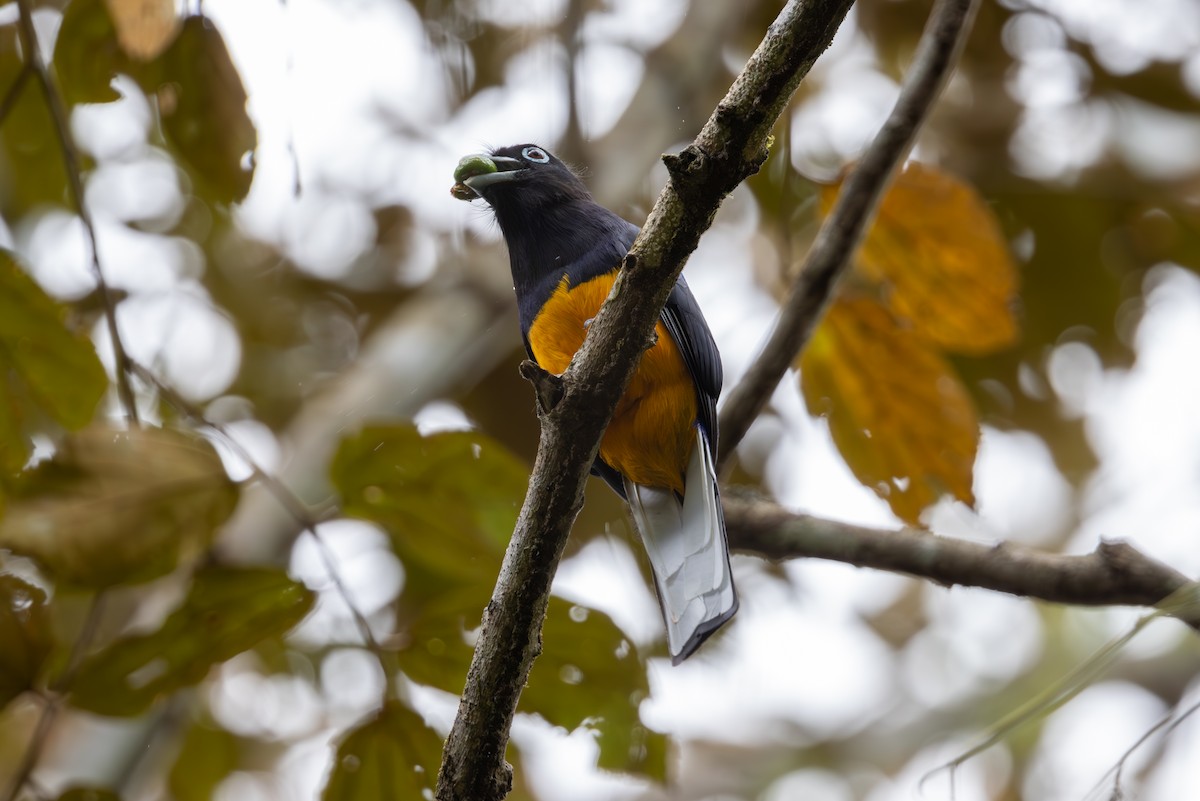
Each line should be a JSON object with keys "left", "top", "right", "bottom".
{"left": 452, "top": 143, "right": 737, "bottom": 663}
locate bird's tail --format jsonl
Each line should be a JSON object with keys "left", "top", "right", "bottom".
{"left": 624, "top": 426, "right": 738, "bottom": 664}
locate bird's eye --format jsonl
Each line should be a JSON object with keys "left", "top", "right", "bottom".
{"left": 522, "top": 147, "right": 550, "bottom": 164}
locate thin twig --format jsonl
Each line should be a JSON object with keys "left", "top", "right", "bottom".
{"left": 1094, "top": 695, "right": 1200, "bottom": 800}
{"left": 931, "top": 609, "right": 1164, "bottom": 779}
{"left": 0, "top": 63, "right": 33, "bottom": 129}
{"left": 14, "top": 0, "right": 140, "bottom": 426}
{"left": 2, "top": 594, "right": 108, "bottom": 801}
{"left": 717, "top": 0, "right": 981, "bottom": 467}
{"left": 131, "top": 363, "right": 397, "bottom": 697}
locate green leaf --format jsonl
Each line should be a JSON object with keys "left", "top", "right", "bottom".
{"left": 0, "top": 250, "right": 108, "bottom": 474}
{"left": 168, "top": 719, "right": 239, "bottom": 801}
{"left": 52, "top": 0, "right": 125, "bottom": 104}
{"left": 332, "top": 425, "right": 527, "bottom": 597}
{"left": 334, "top": 425, "right": 527, "bottom": 696}
{"left": 55, "top": 788, "right": 121, "bottom": 801}
{"left": 394, "top": 587, "right": 484, "bottom": 694}
{"left": 321, "top": 701, "right": 443, "bottom": 801}
{"left": 0, "top": 29, "right": 68, "bottom": 216}
{"left": 0, "top": 575, "right": 54, "bottom": 709}
{"left": 524, "top": 598, "right": 664, "bottom": 780}
{"left": 69, "top": 566, "right": 314, "bottom": 716}
{"left": 333, "top": 426, "right": 661, "bottom": 778}
{"left": 0, "top": 426, "right": 238, "bottom": 587}
{"left": 143, "top": 16, "right": 256, "bottom": 204}
{"left": 0, "top": 387, "right": 29, "bottom": 485}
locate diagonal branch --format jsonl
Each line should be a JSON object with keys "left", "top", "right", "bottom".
{"left": 0, "top": 63, "right": 33, "bottom": 129}
{"left": 435, "top": 2, "right": 855, "bottom": 799}
{"left": 717, "top": 0, "right": 981, "bottom": 467}
{"left": 723, "top": 492, "right": 1200, "bottom": 629}
{"left": 14, "top": 0, "right": 140, "bottom": 425}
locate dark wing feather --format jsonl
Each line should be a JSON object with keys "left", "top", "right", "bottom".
{"left": 660, "top": 275, "right": 722, "bottom": 459}
{"left": 607, "top": 221, "right": 723, "bottom": 444}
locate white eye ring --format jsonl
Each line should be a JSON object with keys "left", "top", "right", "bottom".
{"left": 522, "top": 147, "right": 550, "bottom": 163}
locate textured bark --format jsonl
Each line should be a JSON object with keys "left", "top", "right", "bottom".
{"left": 724, "top": 492, "right": 1200, "bottom": 629}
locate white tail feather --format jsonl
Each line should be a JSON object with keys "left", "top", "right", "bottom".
{"left": 625, "top": 428, "right": 737, "bottom": 663}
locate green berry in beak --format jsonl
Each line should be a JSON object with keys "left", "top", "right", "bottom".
{"left": 451, "top": 154, "right": 499, "bottom": 200}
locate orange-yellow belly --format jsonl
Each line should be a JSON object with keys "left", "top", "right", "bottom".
{"left": 528, "top": 273, "right": 697, "bottom": 494}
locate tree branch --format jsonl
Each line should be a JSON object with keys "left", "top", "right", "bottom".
{"left": 723, "top": 492, "right": 1200, "bottom": 629}
{"left": 14, "top": 0, "right": 140, "bottom": 425}
{"left": 717, "top": 0, "right": 981, "bottom": 466}
{"left": 0, "top": 63, "right": 32, "bottom": 129}
{"left": 434, "top": 2, "right": 854, "bottom": 799}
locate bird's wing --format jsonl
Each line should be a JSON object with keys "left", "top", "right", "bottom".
{"left": 660, "top": 275, "right": 722, "bottom": 454}
{"left": 613, "top": 217, "right": 723, "bottom": 447}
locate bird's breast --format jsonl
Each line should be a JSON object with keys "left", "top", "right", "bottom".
{"left": 527, "top": 272, "right": 697, "bottom": 494}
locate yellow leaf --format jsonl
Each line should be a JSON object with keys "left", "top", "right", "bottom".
{"left": 800, "top": 296, "right": 978, "bottom": 524}
{"left": 821, "top": 162, "right": 1019, "bottom": 355}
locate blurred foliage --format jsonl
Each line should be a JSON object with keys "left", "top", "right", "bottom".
{"left": 526, "top": 598, "right": 667, "bottom": 780}
{"left": 801, "top": 294, "right": 980, "bottom": 523}
{"left": 52, "top": 0, "right": 255, "bottom": 203}
{"left": 0, "top": 426, "right": 236, "bottom": 587}
{"left": 54, "top": 788, "right": 121, "bottom": 801}
{"left": 821, "top": 163, "right": 1020, "bottom": 356}
{"left": 0, "top": 0, "right": 1195, "bottom": 799}
{"left": 69, "top": 565, "right": 313, "bottom": 715}
{"left": 148, "top": 16, "right": 256, "bottom": 204}
{"left": 53, "top": 0, "right": 126, "bottom": 105}
{"left": 0, "top": 249, "right": 107, "bottom": 481}
{"left": 167, "top": 718, "right": 240, "bottom": 801}
{"left": 800, "top": 163, "right": 1018, "bottom": 522}
{"left": 0, "top": 575, "right": 52, "bottom": 708}
{"left": 321, "top": 701, "right": 444, "bottom": 800}
{"left": 333, "top": 425, "right": 662, "bottom": 777}
{"left": 333, "top": 425, "right": 524, "bottom": 588}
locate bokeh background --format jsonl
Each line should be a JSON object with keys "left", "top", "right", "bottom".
{"left": 2, "top": 0, "right": 1200, "bottom": 799}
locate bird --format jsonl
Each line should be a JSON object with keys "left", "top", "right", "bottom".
{"left": 452, "top": 143, "right": 737, "bottom": 664}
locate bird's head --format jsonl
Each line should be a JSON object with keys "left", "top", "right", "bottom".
{"left": 451, "top": 144, "right": 591, "bottom": 213}
{"left": 451, "top": 143, "right": 631, "bottom": 295}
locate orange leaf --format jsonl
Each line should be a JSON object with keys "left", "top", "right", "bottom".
{"left": 821, "top": 162, "right": 1019, "bottom": 355}
{"left": 800, "top": 296, "right": 978, "bottom": 524}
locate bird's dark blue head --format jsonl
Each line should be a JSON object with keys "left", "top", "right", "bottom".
{"left": 452, "top": 144, "right": 591, "bottom": 221}
{"left": 452, "top": 144, "right": 638, "bottom": 317}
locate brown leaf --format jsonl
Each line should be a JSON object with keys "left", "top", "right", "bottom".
{"left": 821, "top": 162, "right": 1019, "bottom": 355}
{"left": 0, "top": 576, "right": 53, "bottom": 708}
{"left": 104, "top": 0, "right": 180, "bottom": 61}
{"left": 800, "top": 296, "right": 978, "bottom": 524}
{"left": 146, "top": 17, "right": 257, "bottom": 204}
{"left": 0, "top": 426, "right": 237, "bottom": 587}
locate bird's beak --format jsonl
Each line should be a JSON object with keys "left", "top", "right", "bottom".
{"left": 451, "top": 154, "right": 525, "bottom": 200}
